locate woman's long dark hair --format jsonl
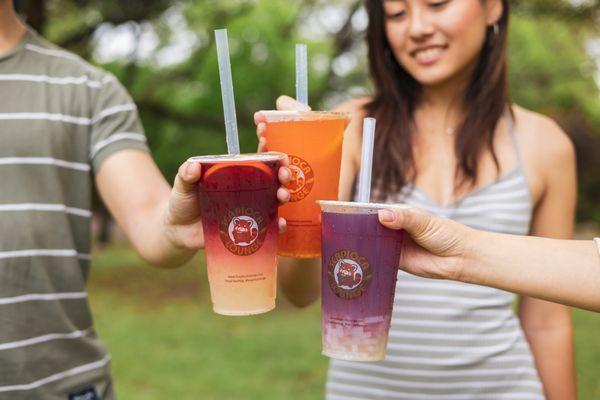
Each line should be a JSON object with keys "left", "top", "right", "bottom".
{"left": 365, "top": 0, "right": 511, "bottom": 198}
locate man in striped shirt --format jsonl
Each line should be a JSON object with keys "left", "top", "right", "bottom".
{"left": 0, "top": 2, "right": 290, "bottom": 399}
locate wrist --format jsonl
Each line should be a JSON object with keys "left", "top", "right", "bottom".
{"left": 151, "top": 209, "right": 199, "bottom": 268}
{"left": 162, "top": 208, "right": 187, "bottom": 251}
{"left": 458, "top": 226, "right": 486, "bottom": 285}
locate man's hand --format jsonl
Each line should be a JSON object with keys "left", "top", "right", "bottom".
{"left": 164, "top": 158, "right": 292, "bottom": 251}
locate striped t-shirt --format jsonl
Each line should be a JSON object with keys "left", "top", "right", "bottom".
{"left": 0, "top": 28, "right": 148, "bottom": 399}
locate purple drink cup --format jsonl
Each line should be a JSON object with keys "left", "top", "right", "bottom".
{"left": 318, "top": 201, "right": 406, "bottom": 361}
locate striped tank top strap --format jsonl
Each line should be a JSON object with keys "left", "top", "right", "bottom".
{"left": 505, "top": 107, "right": 524, "bottom": 169}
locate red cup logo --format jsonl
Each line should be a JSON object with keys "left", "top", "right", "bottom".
{"left": 284, "top": 155, "right": 314, "bottom": 202}
{"left": 229, "top": 217, "right": 259, "bottom": 246}
{"left": 220, "top": 207, "right": 267, "bottom": 256}
{"left": 328, "top": 250, "right": 372, "bottom": 299}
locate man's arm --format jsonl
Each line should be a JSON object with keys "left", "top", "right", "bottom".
{"left": 95, "top": 150, "right": 203, "bottom": 268}
{"left": 96, "top": 150, "right": 291, "bottom": 269}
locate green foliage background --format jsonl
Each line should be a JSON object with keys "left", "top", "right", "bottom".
{"left": 21, "top": 0, "right": 600, "bottom": 224}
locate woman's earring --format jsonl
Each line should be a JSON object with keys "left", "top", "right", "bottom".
{"left": 493, "top": 23, "right": 500, "bottom": 36}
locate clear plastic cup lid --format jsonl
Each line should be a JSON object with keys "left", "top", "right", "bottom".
{"left": 260, "top": 110, "right": 350, "bottom": 123}
{"left": 317, "top": 200, "right": 411, "bottom": 214}
{"left": 187, "top": 152, "right": 286, "bottom": 164}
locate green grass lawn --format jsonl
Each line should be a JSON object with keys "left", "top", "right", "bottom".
{"left": 89, "top": 245, "right": 600, "bottom": 400}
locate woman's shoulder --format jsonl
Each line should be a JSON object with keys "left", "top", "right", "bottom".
{"left": 512, "top": 105, "right": 575, "bottom": 168}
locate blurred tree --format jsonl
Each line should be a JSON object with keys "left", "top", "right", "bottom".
{"left": 15, "top": 0, "right": 600, "bottom": 229}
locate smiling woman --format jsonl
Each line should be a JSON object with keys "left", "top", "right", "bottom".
{"left": 324, "top": 1, "right": 577, "bottom": 399}
{"left": 367, "top": 0, "right": 508, "bottom": 196}
{"left": 260, "top": 0, "right": 578, "bottom": 399}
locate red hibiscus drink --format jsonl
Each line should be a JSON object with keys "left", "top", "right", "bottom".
{"left": 318, "top": 200, "right": 405, "bottom": 361}
{"left": 190, "top": 152, "right": 286, "bottom": 315}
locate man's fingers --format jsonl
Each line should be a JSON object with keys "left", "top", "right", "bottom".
{"left": 276, "top": 95, "right": 311, "bottom": 111}
{"left": 278, "top": 166, "right": 291, "bottom": 184}
{"left": 277, "top": 187, "right": 291, "bottom": 204}
{"left": 174, "top": 162, "right": 201, "bottom": 194}
{"left": 278, "top": 217, "right": 287, "bottom": 234}
{"left": 280, "top": 154, "right": 290, "bottom": 167}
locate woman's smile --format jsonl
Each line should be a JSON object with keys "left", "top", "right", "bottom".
{"left": 411, "top": 44, "right": 448, "bottom": 65}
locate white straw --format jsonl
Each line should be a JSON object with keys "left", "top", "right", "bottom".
{"left": 215, "top": 29, "right": 240, "bottom": 155}
{"left": 357, "top": 118, "right": 376, "bottom": 203}
{"left": 295, "top": 44, "right": 308, "bottom": 106}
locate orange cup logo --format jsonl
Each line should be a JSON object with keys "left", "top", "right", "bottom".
{"left": 285, "top": 155, "right": 314, "bottom": 202}
{"left": 220, "top": 207, "right": 267, "bottom": 256}
{"left": 328, "top": 250, "right": 372, "bottom": 299}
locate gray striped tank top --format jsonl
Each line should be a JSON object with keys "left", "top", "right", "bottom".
{"left": 326, "top": 119, "right": 545, "bottom": 399}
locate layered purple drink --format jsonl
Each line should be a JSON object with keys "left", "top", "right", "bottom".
{"left": 318, "top": 201, "right": 405, "bottom": 361}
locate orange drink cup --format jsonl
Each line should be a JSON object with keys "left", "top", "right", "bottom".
{"left": 261, "top": 111, "right": 349, "bottom": 258}
{"left": 190, "top": 152, "right": 286, "bottom": 315}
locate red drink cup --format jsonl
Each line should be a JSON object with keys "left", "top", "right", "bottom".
{"left": 189, "top": 152, "right": 286, "bottom": 315}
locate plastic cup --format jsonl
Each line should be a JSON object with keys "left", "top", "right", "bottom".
{"left": 318, "top": 200, "right": 406, "bottom": 361}
{"left": 261, "top": 111, "right": 350, "bottom": 258}
{"left": 189, "top": 152, "right": 286, "bottom": 315}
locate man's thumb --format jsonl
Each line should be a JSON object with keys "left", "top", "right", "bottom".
{"left": 173, "top": 162, "right": 201, "bottom": 195}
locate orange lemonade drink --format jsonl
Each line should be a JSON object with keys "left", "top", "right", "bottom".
{"left": 262, "top": 111, "right": 349, "bottom": 258}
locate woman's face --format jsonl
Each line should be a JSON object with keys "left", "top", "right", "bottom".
{"left": 383, "top": 0, "right": 502, "bottom": 87}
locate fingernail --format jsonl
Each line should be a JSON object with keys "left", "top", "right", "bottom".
{"left": 379, "top": 209, "right": 395, "bottom": 222}
{"left": 186, "top": 162, "right": 195, "bottom": 176}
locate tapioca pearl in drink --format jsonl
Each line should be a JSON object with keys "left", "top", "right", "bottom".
{"left": 322, "top": 316, "right": 390, "bottom": 360}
